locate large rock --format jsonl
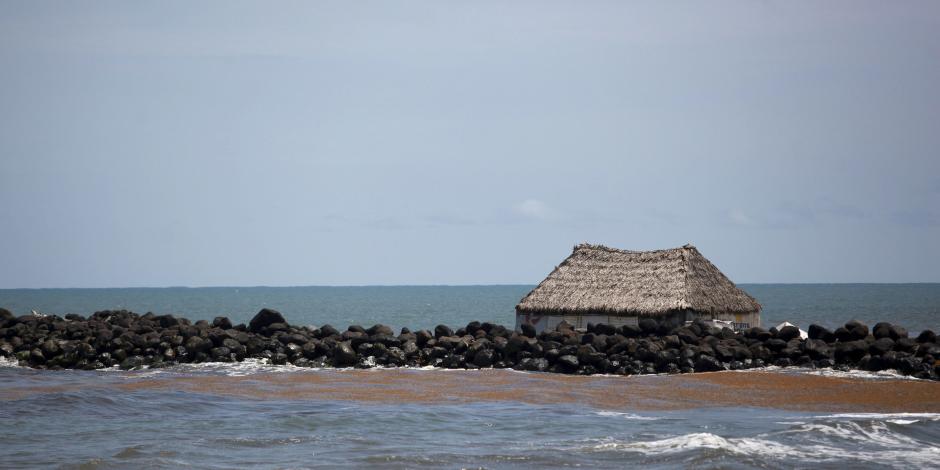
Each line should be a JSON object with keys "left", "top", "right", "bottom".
{"left": 776, "top": 326, "right": 801, "bottom": 342}
{"left": 916, "top": 330, "right": 937, "bottom": 344}
{"left": 869, "top": 337, "right": 895, "bottom": 356}
{"left": 834, "top": 340, "right": 868, "bottom": 363}
{"left": 808, "top": 324, "right": 835, "bottom": 342}
{"left": 844, "top": 320, "right": 869, "bottom": 341}
{"left": 694, "top": 355, "right": 724, "bottom": 372}
{"left": 434, "top": 324, "right": 454, "bottom": 339}
{"left": 519, "top": 323, "right": 536, "bottom": 338}
{"left": 638, "top": 318, "right": 659, "bottom": 335}
{"left": 249, "top": 308, "right": 286, "bottom": 333}
{"left": 472, "top": 349, "right": 495, "bottom": 367}
{"left": 0, "top": 307, "right": 15, "bottom": 327}
{"left": 333, "top": 341, "right": 357, "bottom": 367}
{"left": 556, "top": 354, "right": 579, "bottom": 372}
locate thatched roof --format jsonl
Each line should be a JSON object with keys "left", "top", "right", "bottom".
{"left": 516, "top": 244, "right": 760, "bottom": 316}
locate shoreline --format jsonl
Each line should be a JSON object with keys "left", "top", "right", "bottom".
{"left": 2, "top": 307, "right": 938, "bottom": 382}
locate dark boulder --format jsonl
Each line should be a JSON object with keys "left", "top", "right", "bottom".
{"left": 844, "top": 320, "right": 869, "bottom": 341}
{"left": 366, "top": 324, "right": 394, "bottom": 336}
{"left": 386, "top": 347, "right": 406, "bottom": 366}
{"left": 917, "top": 330, "right": 937, "bottom": 344}
{"left": 638, "top": 318, "right": 658, "bottom": 335}
{"left": 694, "top": 355, "right": 724, "bottom": 372}
{"left": 0, "top": 307, "right": 15, "bottom": 327}
{"left": 517, "top": 357, "right": 549, "bottom": 372}
{"left": 802, "top": 339, "right": 831, "bottom": 360}
{"left": 210, "top": 346, "right": 232, "bottom": 360}
{"left": 894, "top": 337, "right": 917, "bottom": 353}
{"left": 834, "top": 327, "right": 853, "bottom": 343}
{"left": 434, "top": 324, "right": 454, "bottom": 339}
{"left": 249, "top": 308, "right": 286, "bottom": 333}
{"left": 119, "top": 355, "right": 145, "bottom": 370}
{"left": 808, "top": 324, "right": 835, "bottom": 342}
{"left": 620, "top": 325, "right": 642, "bottom": 338}
{"left": 319, "top": 324, "right": 340, "bottom": 338}
{"left": 212, "top": 317, "right": 233, "bottom": 330}
{"left": 333, "top": 341, "right": 357, "bottom": 367}
{"left": 184, "top": 336, "right": 211, "bottom": 353}
{"left": 776, "top": 326, "right": 801, "bottom": 342}
{"left": 869, "top": 337, "right": 895, "bottom": 356}
{"left": 472, "top": 349, "right": 495, "bottom": 367}
{"left": 520, "top": 323, "right": 536, "bottom": 338}
{"left": 834, "top": 340, "right": 868, "bottom": 363}
{"left": 557, "top": 355, "right": 579, "bottom": 372}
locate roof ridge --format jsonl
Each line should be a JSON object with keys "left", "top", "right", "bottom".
{"left": 574, "top": 243, "right": 695, "bottom": 255}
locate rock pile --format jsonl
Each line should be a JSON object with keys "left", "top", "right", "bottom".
{"left": 1, "top": 307, "right": 938, "bottom": 380}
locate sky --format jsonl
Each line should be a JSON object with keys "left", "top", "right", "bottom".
{"left": 1, "top": 1, "right": 939, "bottom": 288}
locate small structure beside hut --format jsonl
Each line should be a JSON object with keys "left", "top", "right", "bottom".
{"left": 516, "top": 243, "right": 761, "bottom": 333}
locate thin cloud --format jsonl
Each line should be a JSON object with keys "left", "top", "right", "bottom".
{"left": 513, "top": 199, "right": 557, "bottom": 221}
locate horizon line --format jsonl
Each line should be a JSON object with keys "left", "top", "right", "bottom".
{"left": 2, "top": 281, "right": 940, "bottom": 290}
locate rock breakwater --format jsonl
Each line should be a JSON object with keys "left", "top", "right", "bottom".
{"left": 1, "top": 307, "right": 938, "bottom": 380}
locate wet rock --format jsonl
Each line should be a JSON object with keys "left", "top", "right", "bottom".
{"left": 249, "top": 308, "right": 286, "bottom": 333}
{"left": 333, "top": 341, "right": 357, "bottom": 367}
{"left": 694, "top": 355, "right": 724, "bottom": 372}
{"left": 774, "top": 357, "right": 793, "bottom": 367}
{"left": 119, "top": 355, "right": 145, "bottom": 370}
{"left": 556, "top": 354, "right": 579, "bottom": 372}
{"left": 472, "top": 349, "right": 495, "bottom": 367}
{"left": 210, "top": 346, "right": 232, "bottom": 360}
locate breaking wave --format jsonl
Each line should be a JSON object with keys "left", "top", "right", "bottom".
{"left": 580, "top": 415, "right": 940, "bottom": 468}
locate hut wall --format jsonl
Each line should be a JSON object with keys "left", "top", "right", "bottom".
{"left": 515, "top": 312, "right": 638, "bottom": 333}
{"left": 517, "top": 310, "right": 760, "bottom": 332}
{"left": 676, "top": 310, "right": 761, "bottom": 330}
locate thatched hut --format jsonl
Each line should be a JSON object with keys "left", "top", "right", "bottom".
{"left": 516, "top": 243, "right": 761, "bottom": 333}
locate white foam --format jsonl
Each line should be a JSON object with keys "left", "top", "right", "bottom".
{"left": 805, "top": 368, "right": 924, "bottom": 381}
{"left": 584, "top": 429, "right": 940, "bottom": 466}
{"left": 114, "top": 358, "right": 313, "bottom": 378}
{"left": 594, "top": 411, "right": 661, "bottom": 421}
{"left": 0, "top": 356, "right": 22, "bottom": 368}
{"left": 815, "top": 412, "right": 940, "bottom": 422}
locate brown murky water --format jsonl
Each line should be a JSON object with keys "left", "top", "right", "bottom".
{"left": 5, "top": 368, "right": 939, "bottom": 413}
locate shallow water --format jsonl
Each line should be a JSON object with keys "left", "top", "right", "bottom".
{"left": 2, "top": 360, "right": 939, "bottom": 469}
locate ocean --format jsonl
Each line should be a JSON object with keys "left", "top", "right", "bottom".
{"left": 1, "top": 284, "right": 939, "bottom": 468}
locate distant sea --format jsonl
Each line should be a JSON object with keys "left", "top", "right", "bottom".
{"left": 2, "top": 284, "right": 939, "bottom": 468}
{"left": 1, "top": 283, "right": 938, "bottom": 333}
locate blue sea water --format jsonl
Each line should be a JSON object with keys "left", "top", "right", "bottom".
{"left": 1, "top": 283, "right": 938, "bottom": 333}
{"left": 1, "top": 284, "right": 939, "bottom": 468}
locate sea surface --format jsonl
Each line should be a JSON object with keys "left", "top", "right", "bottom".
{"left": 1, "top": 284, "right": 939, "bottom": 469}
{"left": 2, "top": 283, "right": 939, "bottom": 333}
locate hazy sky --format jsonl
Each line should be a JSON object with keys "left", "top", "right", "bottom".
{"left": 1, "top": 1, "right": 939, "bottom": 287}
